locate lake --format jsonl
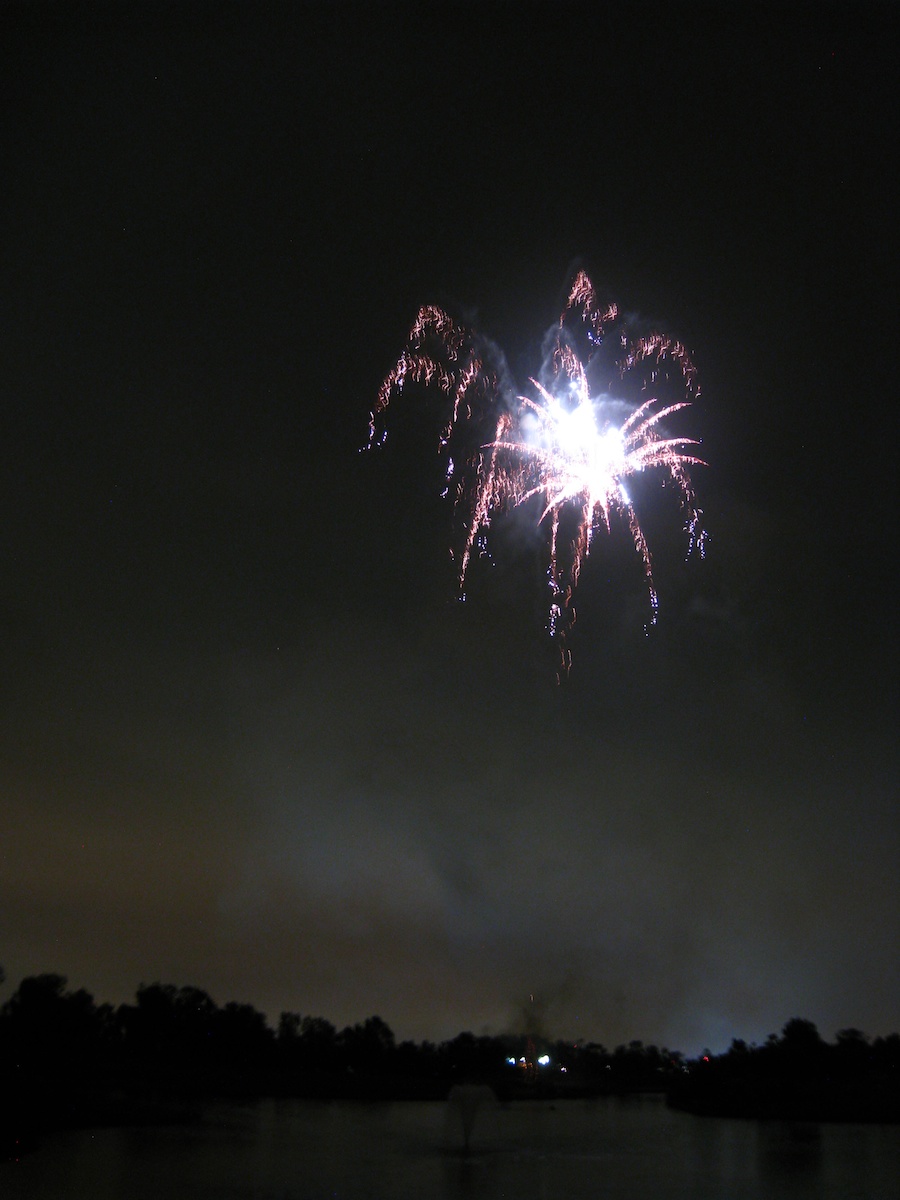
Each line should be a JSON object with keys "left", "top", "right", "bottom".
{"left": 4, "top": 1094, "right": 898, "bottom": 1199}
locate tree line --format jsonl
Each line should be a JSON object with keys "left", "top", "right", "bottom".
{"left": 668, "top": 1017, "right": 900, "bottom": 1122}
{"left": 0, "top": 970, "right": 683, "bottom": 1152}
{"left": 0, "top": 972, "right": 680, "bottom": 1098}
{"left": 2, "top": 972, "right": 898, "bottom": 1154}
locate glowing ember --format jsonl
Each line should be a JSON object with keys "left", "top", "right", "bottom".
{"left": 369, "top": 271, "right": 707, "bottom": 677}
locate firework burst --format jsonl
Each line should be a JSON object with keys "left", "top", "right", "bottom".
{"left": 369, "top": 271, "right": 707, "bottom": 677}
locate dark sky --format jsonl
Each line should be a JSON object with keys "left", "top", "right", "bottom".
{"left": 1, "top": 1, "right": 896, "bottom": 1053}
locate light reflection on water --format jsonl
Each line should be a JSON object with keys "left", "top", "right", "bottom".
{"left": 4, "top": 1095, "right": 899, "bottom": 1199}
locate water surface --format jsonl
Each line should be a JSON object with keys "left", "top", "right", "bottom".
{"left": 5, "top": 1095, "right": 898, "bottom": 1199}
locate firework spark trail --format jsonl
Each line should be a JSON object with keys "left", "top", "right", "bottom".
{"left": 369, "top": 271, "right": 707, "bottom": 678}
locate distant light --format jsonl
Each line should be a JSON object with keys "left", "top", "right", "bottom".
{"left": 506, "top": 1057, "right": 516, "bottom": 1065}
{"left": 537, "top": 1054, "right": 550, "bottom": 1066}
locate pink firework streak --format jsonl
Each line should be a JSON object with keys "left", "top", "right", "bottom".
{"left": 369, "top": 271, "right": 707, "bottom": 678}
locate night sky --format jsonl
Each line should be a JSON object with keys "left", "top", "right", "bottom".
{"left": 2, "top": 2, "right": 896, "bottom": 1054}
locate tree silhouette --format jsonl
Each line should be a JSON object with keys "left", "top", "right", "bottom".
{"left": 1, "top": 974, "right": 112, "bottom": 1075}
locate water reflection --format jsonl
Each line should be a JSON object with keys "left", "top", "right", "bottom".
{"left": 3, "top": 1096, "right": 898, "bottom": 1200}
{"left": 755, "top": 1122, "right": 823, "bottom": 1199}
